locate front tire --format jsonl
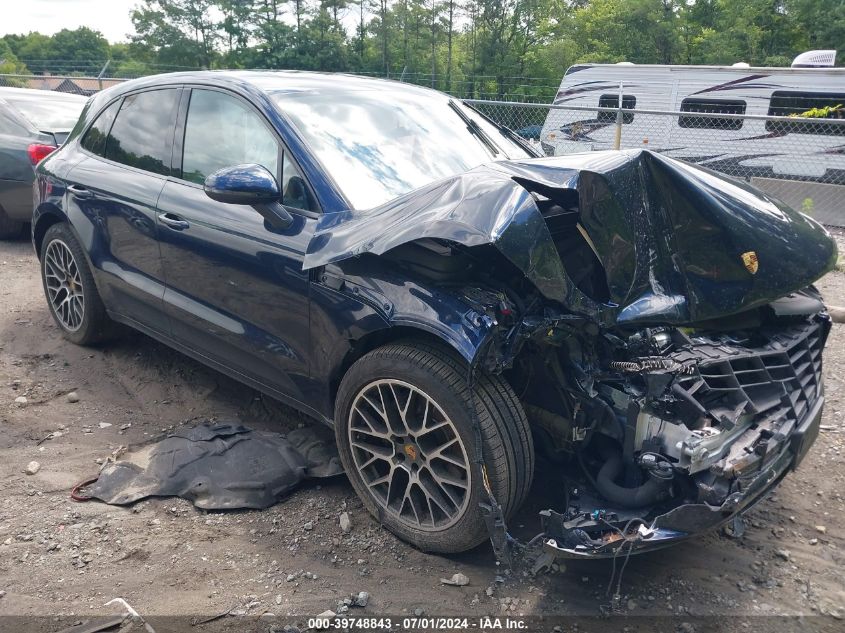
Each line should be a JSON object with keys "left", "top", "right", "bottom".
{"left": 335, "top": 341, "right": 534, "bottom": 553}
{"left": 40, "top": 223, "right": 113, "bottom": 345}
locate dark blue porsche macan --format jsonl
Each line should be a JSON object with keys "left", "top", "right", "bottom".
{"left": 34, "top": 71, "right": 836, "bottom": 557}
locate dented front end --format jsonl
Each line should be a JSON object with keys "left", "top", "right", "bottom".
{"left": 535, "top": 292, "right": 830, "bottom": 558}
{"left": 307, "top": 149, "right": 837, "bottom": 558}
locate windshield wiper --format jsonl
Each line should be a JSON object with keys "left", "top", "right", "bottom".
{"left": 462, "top": 102, "right": 541, "bottom": 158}
{"left": 448, "top": 99, "right": 500, "bottom": 158}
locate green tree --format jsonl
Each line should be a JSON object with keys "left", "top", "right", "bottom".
{"left": 131, "top": 0, "right": 219, "bottom": 68}
{"left": 4, "top": 0, "right": 834, "bottom": 99}
{"left": 51, "top": 27, "right": 111, "bottom": 73}
{"left": 298, "top": 3, "right": 351, "bottom": 70}
{"left": 790, "top": 0, "right": 845, "bottom": 54}
{"left": 219, "top": 0, "right": 254, "bottom": 54}
{"left": 3, "top": 32, "right": 53, "bottom": 74}
{"left": 0, "top": 40, "right": 29, "bottom": 81}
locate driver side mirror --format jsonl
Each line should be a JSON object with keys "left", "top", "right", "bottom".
{"left": 204, "top": 163, "right": 293, "bottom": 230}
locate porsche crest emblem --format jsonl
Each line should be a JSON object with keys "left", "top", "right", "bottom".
{"left": 404, "top": 444, "right": 417, "bottom": 461}
{"left": 741, "top": 251, "right": 759, "bottom": 274}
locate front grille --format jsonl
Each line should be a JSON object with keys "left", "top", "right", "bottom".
{"left": 673, "top": 320, "right": 826, "bottom": 428}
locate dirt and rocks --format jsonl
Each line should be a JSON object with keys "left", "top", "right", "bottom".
{"left": 1, "top": 230, "right": 844, "bottom": 632}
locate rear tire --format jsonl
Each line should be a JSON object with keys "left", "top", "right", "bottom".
{"left": 335, "top": 341, "right": 534, "bottom": 553}
{"left": 40, "top": 223, "right": 114, "bottom": 345}
{"left": 0, "top": 205, "right": 23, "bottom": 240}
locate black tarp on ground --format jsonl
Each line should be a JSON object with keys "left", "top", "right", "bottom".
{"left": 82, "top": 422, "right": 343, "bottom": 510}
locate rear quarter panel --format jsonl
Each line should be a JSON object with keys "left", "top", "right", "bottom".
{"left": 32, "top": 143, "right": 92, "bottom": 253}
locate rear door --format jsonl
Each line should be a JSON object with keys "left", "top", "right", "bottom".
{"left": 63, "top": 88, "right": 181, "bottom": 334}
{"left": 156, "top": 87, "right": 316, "bottom": 403}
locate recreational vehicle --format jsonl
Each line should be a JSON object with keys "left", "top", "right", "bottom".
{"left": 539, "top": 52, "right": 845, "bottom": 223}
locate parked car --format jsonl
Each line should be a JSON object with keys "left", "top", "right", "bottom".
{"left": 33, "top": 72, "right": 836, "bottom": 558}
{"left": 0, "top": 87, "right": 87, "bottom": 238}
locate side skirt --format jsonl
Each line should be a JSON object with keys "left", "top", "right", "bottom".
{"left": 106, "top": 310, "right": 333, "bottom": 426}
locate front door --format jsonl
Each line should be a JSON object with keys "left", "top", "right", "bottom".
{"left": 157, "top": 87, "right": 317, "bottom": 405}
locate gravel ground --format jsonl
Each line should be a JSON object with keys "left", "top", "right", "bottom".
{"left": 0, "top": 229, "right": 844, "bottom": 632}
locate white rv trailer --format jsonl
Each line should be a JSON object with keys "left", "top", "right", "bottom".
{"left": 538, "top": 53, "right": 845, "bottom": 223}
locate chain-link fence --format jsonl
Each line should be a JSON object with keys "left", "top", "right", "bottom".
{"left": 0, "top": 73, "right": 127, "bottom": 95}
{"left": 0, "top": 69, "right": 559, "bottom": 101}
{"left": 466, "top": 99, "right": 845, "bottom": 227}
{"left": 2, "top": 72, "right": 843, "bottom": 226}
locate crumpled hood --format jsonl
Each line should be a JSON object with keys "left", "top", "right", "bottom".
{"left": 304, "top": 149, "right": 837, "bottom": 325}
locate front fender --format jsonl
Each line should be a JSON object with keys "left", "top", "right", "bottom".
{"left": 316, "top": 261, "right": 495, "bottom": 366}
{"left": 308, "top": 261, "right": 498, "bottom": 419}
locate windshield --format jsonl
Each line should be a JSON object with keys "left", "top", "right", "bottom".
{"left": 272, "top": 87, "right": 531, "bottom": 209}
{"left": 3, "top": 91, "right": 86, "bottom": 132}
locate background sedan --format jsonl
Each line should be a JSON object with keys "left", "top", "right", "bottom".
{"left": 0, "top": 87, "right": 86, "bottom": 239}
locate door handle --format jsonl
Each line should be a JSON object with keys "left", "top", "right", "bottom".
{"left": 67, "top": 184, "right": 92, "bottom": 199}
{"left": 157, "top": 212, "right": 190, "bottom": 231}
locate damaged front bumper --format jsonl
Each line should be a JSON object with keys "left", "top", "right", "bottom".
{"left": 541, "top": 392, "right": 824, "bottom": 559}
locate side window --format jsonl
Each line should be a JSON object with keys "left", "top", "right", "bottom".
{"left": 105, "top": 89, "right": 180, "bottom": 176}
{"left": 81, "top": 100, "right": 120, "bottom": 156}
{"left": 281, "top": 153, "right": 315, "bottom": 212}
{"left": 679, "top": 98, "right": 745, "bottom": 130}
{"left": 767, "top": 91, "right": 845, "bottom": 136}
{"left": 598, "top": 94, "right": 636, "bottom": 124}
{"left": 181, "top": 89, "right": 279, "bottom": 185}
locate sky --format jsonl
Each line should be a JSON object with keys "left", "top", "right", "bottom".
{"left": 1, "top": 0, "right": 137, "bottom": 43}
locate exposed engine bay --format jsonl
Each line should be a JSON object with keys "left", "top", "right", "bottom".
{"left": 375, "top": 236, "right": 830, "bottom": 557}
{"left": 513, "top": 288, "right": 828, "bottom": 557}
{"left": 307, "top": 150, "right": 836, "bottom": 558}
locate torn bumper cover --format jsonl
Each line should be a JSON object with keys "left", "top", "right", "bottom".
{"left": 542, "top": 394, "right": 822, "bottom": 558}
{"left": 540, "top": 315, "right": 828, "bottom": 559}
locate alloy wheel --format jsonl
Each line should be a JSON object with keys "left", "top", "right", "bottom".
{"left": 348, "top": 379, "right": 472, "bottom": 531}
{"left": 44, "top": 239, "right": 85, "bottom": 332}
